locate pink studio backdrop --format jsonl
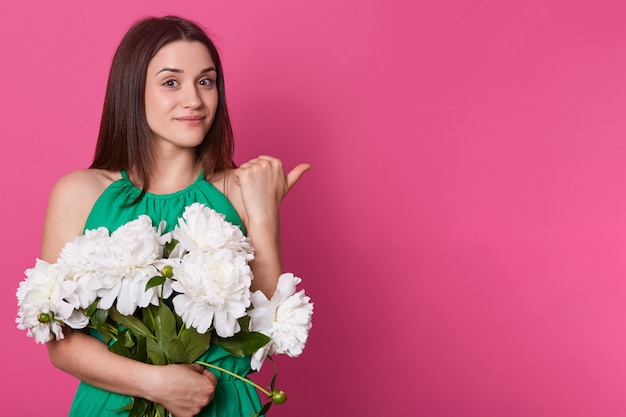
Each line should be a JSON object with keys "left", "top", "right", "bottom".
{"left": 3, "top": 0, "right": 626, "bottom": 416}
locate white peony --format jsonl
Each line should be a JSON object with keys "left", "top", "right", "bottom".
{"left": 172, "top": 203, "right": 254, "bottom": 261}
{"left": 171, "top": 249, "right": 252, "bottom": 337}
{"left": 97, "top": 215, "right": 171, "bottom": 315}
{"left": 57, "top": 227, "right": 112, "bottom": 309}
{"left": 16, "top": 259, "right": 89, "bottom": 343}
{"left": 248, "top": 273, "right": 314, "bottom": 371}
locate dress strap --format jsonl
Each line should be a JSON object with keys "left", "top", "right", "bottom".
{"left": 119, "top": 170, "right": 203, "bottom": 181}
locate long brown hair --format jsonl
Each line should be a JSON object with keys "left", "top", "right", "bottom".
{"left": 90, "top": 15, "right": 234, "bottom": 194}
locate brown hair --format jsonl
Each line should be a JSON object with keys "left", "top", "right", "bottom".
{"left": 90, "top": 15, "right": 234, "bottom": 193}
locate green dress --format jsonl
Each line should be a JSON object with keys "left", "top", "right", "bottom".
{"left": 68, "top": 171, "right": 262, "bottom": 417}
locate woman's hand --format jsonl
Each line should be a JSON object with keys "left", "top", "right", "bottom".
{"left": 48, "top": 331, "right": 217, "bottom": 417}
{"left": 146, "top": 364, "right": 218, "bottom": 417}
{"left": 233, "top": 155, "right": 310, "bottom": 223}
{"left": 230, "top": 155, "right": 310, "bottom": 296}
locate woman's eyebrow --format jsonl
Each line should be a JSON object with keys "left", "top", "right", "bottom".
{"left": 155, "top": 67, "right": 216, "bottom": 76}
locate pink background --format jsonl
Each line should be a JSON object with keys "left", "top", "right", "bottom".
{"left": 3, "top": 0, "right": 626, "bottom": 416}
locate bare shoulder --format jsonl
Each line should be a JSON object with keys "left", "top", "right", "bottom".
{"left": 41, "top": 169, "right": 121, "bottom": 261}
{"left": 48, "top": 169, "right": 120, "bottom": 217}
{"left": 51, "top": 169, "right": 120, "bottom": 198}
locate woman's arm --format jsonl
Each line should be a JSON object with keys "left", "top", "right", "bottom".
{"left": 41, "top": 170, "right": 217, "bottom": 417}
{"left": 227, "top": 156, "right": 310, "bottom": 296}
{"left": 47, "top": 331, "right": 217, "bottom": 416}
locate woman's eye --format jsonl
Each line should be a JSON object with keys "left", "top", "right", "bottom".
{"left": 199, "top": 78, "right": 215, "bottom": 87}
{"left": 163, "top": 79, "right": 179, "bottom": 87}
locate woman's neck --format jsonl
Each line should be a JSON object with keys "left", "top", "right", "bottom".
{"left": 143, "top": 148, "right": 202, "bottom": 194}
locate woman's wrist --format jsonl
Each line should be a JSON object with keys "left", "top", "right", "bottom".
{"left": 132, "top": 362, "right": 161, "bottom": 402}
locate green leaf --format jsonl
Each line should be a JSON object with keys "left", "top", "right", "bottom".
{"left": 147, "top": 338, "right": 166, "bottom": 365}
{"left": 109, "top": 307, "right": 155, "bottom": 340}
{"left": 128, "top": 397, "right": 150, "bottom": 417}
{"left": 109, "top": 338, "right": 133, "bottom": 359}
{"left": 153, "top": 304, "right": 177, "bottom": 343}
{"left": 152, "top": 304, "right": 181, "bottom": 362}
{"left": 214, "top": 331, "right": 271, "bottom": 357}
{"left": 142, "top": 305, "right": 157, "bottom": 334}
{"left": 135, "top": 335, "right": 148, "bottom": 363}
{"left": 86, "top": 299, "right": 100, "bottom": 317}
{"left": 174, "top": 309, "right": 183, "bottom": 328}
{"left": 179, "top": 326, "right": 212, "bottom": 363}
{"left": 90, "top": 308, "right": 109, "bottom": 330}
{"left": 256, "top": 401, "right": 272, "bottom": 417}
{"left": 163, "top": 238, "right": 179, "bottom": 258}
{"left": 146, "top": 275, "right": 166, "bottom": 291}
{"left": 121, "top": 328, "right": 137, "bottom": 349}
{"left": 238, "top": 314, "right": 251, "bottom": 329}
{"left": 166, "top": 339, "right": 187, "bottom": 364}
{"left": 110, "top": 401, "right": 133, "bottom": 412}
{"left": 155, "top": 403, "right": 167, "bottom": 417}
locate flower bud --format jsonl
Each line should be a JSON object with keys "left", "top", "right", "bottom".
{"left": 161, "top": 265, "right": 173, "bottom": 278}
{"left": 271, "top": 390, "right": 287, "bottom": 404}
{"left": 37, "top": 313, "right": 53, "bottom": 323}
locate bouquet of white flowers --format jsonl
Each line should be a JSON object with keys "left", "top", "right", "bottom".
{"left": 16, "top": 202, "right": 313, "bottom": 417}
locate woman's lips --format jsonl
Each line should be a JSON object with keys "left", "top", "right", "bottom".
{"left": 175, "top": 115, "right": 206, "bottom": 126}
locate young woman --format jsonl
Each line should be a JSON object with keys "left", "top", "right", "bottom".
{"left": 41, "top": 15, "right": 309, "bottom": 417}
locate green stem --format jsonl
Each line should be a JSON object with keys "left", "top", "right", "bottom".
{"left": 195, "top": 361, "right": 271, "bottom": 397}
{"left": 144, "top": 305, "right": 157, "bottom": 332}
{"left": 87, "top": 322, "right": 119, "bottom": 343}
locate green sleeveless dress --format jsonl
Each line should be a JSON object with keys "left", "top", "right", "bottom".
{"left": 68, "top": 171, "right": 263, "bottom": 417}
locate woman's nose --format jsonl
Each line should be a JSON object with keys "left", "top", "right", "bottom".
{"left": 182, "top": 85, "right": 202, "bottom": 108}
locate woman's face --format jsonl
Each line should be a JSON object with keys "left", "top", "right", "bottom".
{"left": 144, "top": 40, "right": 218, "bottom": 151}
